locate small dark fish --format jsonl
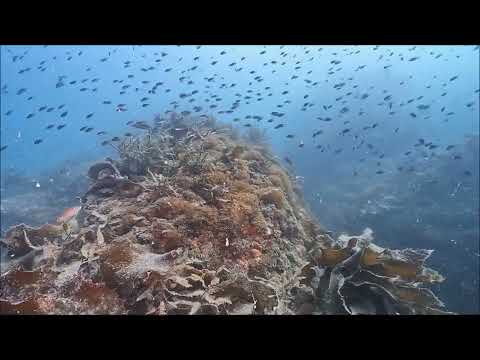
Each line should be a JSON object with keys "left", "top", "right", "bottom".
{"left": 142, "top": 103, "right": 150, "bottom": 107}
{"left": 26, "top": 113, "right": 35, "bottom": 119}
{"left": 449, "top": 75, "right": 458, "bottom": 82}
{"left": 453, "top": 155, "right": 462, "bottom": 160}
{"left": 0, "top": 145, "right": 7, "bottom": 151}
{"left": 97, "top": 131, "right": 106, "bottom": 135}
{"left": 16, "top": 88, "right": 27, "bottom": 95}
{"left": 39, "top": 106, "right": 47, "bottom": 112}
{"left": 410, "top": 113, "right": 417, "bottom": 118}
{"left": 34, "top": 139, "right": 43, "bottom": 144}
{"left": 46, "top": 107, "right": 54, "bottom": 112}
{"left": 124, "top": 132, "right": 133, "bottom": 137}
{"left": 464, "top": 170, "right": 472, "bottom": 176}
{"left": 46, "top": 124, "right": 55, "bottom": 129}
{"left": 80, "top": 126, "right": 87, "bottom": 131}
{"left": 57, "top": 124, "right": 66, "bottom": 130}
{"left": 446, "top": 145, "right": 455, "bottom": 151}
{"left": 86, "top": 113, "right": 94, "bottom": 119}
{"left": 101, "top": 140, "right": 110, "bottom": 146}
{"left": 131, "top": 121, "right": 151, "bottom": 130}
{"left": 103, "top": 101, "right": 112, "bottom": 105}
{"left": 286, "top": 134, "right": 295, "bottom": 138}
{"left": 85, "top": 127, "right": 94, "bottom": 133}
{"left": 274, "top": 124, "right": 284, "bottom": 129}
{"left": 417, "top": 104, "right": 430, "bottom": 110}
{"left": 60, "top": 111, "right": 68, "bottom": 118}
{"left": 284, "top": 157, "right": 293, "bottom": 166}
{"left": 376, "top": 170, "right": 384, "bottom": 174}
{"left": 111, "top": 137, "right": 120, "bottom": 142}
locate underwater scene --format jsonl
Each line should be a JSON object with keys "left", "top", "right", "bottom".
{"left": 0, "top": 45, "right": 478, "bottom": 315}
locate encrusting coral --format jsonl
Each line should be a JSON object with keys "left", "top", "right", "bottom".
{"left": 0, "top": 113, "right": 452, "bottom": 315}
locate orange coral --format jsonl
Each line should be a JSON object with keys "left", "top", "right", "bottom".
{"left": 75, "top": 280, "right": 121, "bottom": 307}
{"left": 241, "top": 149, "right": 264, "bottom": 162}
{"left": 268, "top": 165, "right": 293, "bottom": 197}
{"left": 259, "top": 188, "right": 285, "bottom": 209}
{"left": 242, "top": 224, "right": 259, "bottom": 237}
{"left": 231, "top": 180, "right": 255, "bottom": 193}
{"left": 204, "top": 170, "right": 230, "bottom": 185}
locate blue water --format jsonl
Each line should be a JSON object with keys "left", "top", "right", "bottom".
{"left": 1, "top": 45, "right": 479, "bottom": 313}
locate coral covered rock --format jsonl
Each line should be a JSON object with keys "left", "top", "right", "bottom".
{"left": 0, "top": 114, "right": 450, "bottom": 315}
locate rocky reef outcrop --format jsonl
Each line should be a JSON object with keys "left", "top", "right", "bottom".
{"left": 0, "top": 114, "right": 452, "bottom": 314}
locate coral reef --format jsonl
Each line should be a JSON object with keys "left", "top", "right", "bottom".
{"left": 0, "top": 113, "right": 451, "bottom": 315}
{"left": 293, "top": 228, "right": 451, "bottom": 314}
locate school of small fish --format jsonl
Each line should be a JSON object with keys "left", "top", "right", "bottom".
{"left": 1, "top": 45, "right": 478, "bottom": 181}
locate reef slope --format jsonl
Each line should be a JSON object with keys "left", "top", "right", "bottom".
{"left": 0, "top": 114, "right": 451, "bottom": 315}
